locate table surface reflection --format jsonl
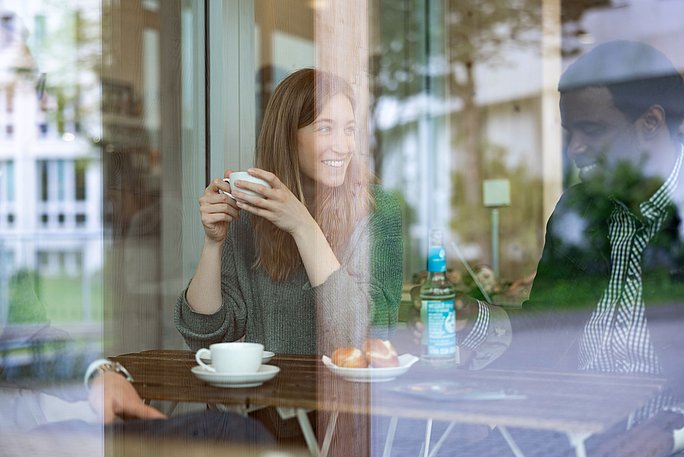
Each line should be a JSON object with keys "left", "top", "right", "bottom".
{"left": 112, "top": 349, "right": 666, "bottom": 435}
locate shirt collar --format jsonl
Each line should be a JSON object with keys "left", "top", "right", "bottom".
{"left": 610, "top": 145, "right": 684, "bottom": 220}
{"left": 640, "top": 144, "right": 683, "bottom": 216}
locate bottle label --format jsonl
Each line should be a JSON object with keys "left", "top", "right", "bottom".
{"left": 422, "top": 299, "right": 457, "bottom": 356}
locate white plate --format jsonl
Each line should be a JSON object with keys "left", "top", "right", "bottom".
{"left": 321, "top": 354, "right": 419, "bottom": 383}
{"left": 201, "top": 351, "right": 275, "bottom": 365}
{"left": 191, "top": 364, "right": 280, "bottom": 388}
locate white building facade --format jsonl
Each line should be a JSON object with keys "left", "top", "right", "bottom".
{"left": 0, "top": 7, "right": 101, "bottom": 324}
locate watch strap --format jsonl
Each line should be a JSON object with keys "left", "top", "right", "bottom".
{"left": 84, "top": 358, "right": 134, "bottom": 390}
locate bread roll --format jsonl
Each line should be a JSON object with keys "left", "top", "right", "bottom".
{"left": 331, "top": 347, "right": 368, "bottom": 368}
{"left": 363, "top": 339, "right": 399, "bottom": 368}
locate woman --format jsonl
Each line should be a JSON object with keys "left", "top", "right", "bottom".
{"left": 175, "top": 69, "right": 402, "bottom": 355}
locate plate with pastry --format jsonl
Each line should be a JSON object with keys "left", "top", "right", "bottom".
{"left": 322, "top": 339, "right": 419, "bottom": 383}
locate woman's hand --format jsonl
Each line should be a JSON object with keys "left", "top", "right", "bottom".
{"left": 233, "top": 168, "right": 340, "bottom": 287}
{"left": 231, "top": 168, "right": 314, "bottom": 236}
{"left": 198, "top": 170, "right": 241, "bottom": 244}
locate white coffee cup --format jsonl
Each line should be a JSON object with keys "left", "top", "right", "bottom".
{"left": 221, "top": 172, "right": 271, "bottom": 200}
{"left": 195, "top": 342, "right": 264, "bottom": 374}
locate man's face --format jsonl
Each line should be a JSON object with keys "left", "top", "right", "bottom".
{"left": 560, "top": 86, "right": 647, "bottom": 184}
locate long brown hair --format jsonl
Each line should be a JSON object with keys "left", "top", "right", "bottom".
{"left": 253, "top": 68, "right": 373, "bottom": 281}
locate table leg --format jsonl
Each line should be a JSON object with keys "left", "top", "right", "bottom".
{"left": 296, "top": 408, "right": 320, "bottom": 457}
{"left": 382, "top": 416, "right": 398, "bottom": 457}
{"left": 497, "top": 426, "right": 526, "bottom": 457}
{"left": 567, "top": 432, "right": 590, "bottom": 457}
{"left": 320, "top": 411, "right": 339, "bottom": 457}
{"left": 422, "top": 419, "right": 433, "bottom": 457}
{"left": 427, "top": 421, "right": 456, "bottom": 457}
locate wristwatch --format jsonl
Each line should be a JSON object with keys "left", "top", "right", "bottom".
{"left": 84, "top": 358, "right": 134, "bottom": 389}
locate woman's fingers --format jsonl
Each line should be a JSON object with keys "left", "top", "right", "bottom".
{"left": 247, "top": 167, "right": 280, "bottom": 187}
{"left": 231, "top": 180, "right": 278, "bottom": 201}
{"left": 235, "top": 200, "right": 263, "bottom": 217}
{"left": 202, "top": 212, "right": 234, "bottom": 224}
{"left": 201, "top": 188, "right": 239, "bottom": 209}
{"left": 202, "top": 199, "right": 239, "bottom": 217}
{"left": 207, "top": 177, "right": 231, "bottom": 195}
{"left": 200, "top": 190, "right": 240, "bottom": 226}
{"left": 231, "top": 189, "right": 272, "bottom": 208}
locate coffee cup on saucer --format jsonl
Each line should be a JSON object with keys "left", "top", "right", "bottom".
{"left": 195, "top": 342, "right": 264, "bottom": 374}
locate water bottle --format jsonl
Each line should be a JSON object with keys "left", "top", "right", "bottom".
{"left": 420, "top": 229, "right": 459, "bottom": 366}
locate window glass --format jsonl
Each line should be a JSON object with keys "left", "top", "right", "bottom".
{"left": 3, "top": 1, "right": 683, "bottom": 455}
{"left": 1, "top": 0, "right": 202, "bottom": 445}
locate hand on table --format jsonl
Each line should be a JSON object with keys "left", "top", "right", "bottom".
{"left": 585, "top": 411, "right": 683, "bottom": 457}
{"left": 198, "top": 169, "right": 241, "bottom": 244}
{"left": 89, "top": 371, "right": 167, "bottom": 424}
{"left": 230, "top": 168, "right": 315, "bottom": 236}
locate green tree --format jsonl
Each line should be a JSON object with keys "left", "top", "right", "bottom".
{"left": 444, "top": 0, "right": 539, "bottom": 206}
{"left": 451, "top": 144, "right": 543, "bottom": 281}
{"left": 8, "top": 270, "right": 47, "bottom": 324}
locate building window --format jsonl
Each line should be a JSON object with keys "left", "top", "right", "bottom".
{"left": 75, "top": 159, "right": 87, "bottom": 201}
{"left": 39, "top": 160, "right": 49, "bottom": 202}
{"left": 35, "top": 158, "right": 96, "bottom": 231}
{"left": 1, "top": 160, "right": 14, "bottom": 202}
{"left": 57, "top": 159, "right": 66, "bottom": 202}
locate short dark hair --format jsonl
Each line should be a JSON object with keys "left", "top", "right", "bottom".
{"left": 559, "top": 41, "right": 684, "bottom": 140}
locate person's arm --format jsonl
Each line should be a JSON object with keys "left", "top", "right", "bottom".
{"left": 311, "top": 189, "right": 403, "bottom": 354}
{"left": 85, "top": 360, "right": 166, "bottom": 424}
{"left": 234, "top": 175, "right": 404, "bottom": 352}
{"left": 231, "top": 168, "right": 341, "bottom": 287}
{"left": 186, "top": 236, "right": 225, "bottom": 314}
{"left": 176, "top": 171, "right": 250, "bottom": 350}
{"left": 175, "top": 223, "right": 250, "bottom": 350}
{"left": 290, "top": 217, "right": 342, "bottom": 288}
{"left": 186, "top": 172, "right": 240, "bottom": 314}
{"left": 586, "top": 409, "right": 684, "bottom": 457}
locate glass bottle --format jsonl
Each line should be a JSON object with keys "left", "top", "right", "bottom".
{"left": 420, "top": 229, "right": 459, "bottom": 366}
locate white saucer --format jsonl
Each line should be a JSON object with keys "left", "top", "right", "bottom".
{"left": 201, "top": 351, "right": 275, "bottom": 365}
{"left": 191, "top": 364, "right": 280, "bottom": 388}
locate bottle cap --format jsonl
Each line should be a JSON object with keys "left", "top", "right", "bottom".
{"left": 427, "top": 245, "right": 446, "bottom": 272}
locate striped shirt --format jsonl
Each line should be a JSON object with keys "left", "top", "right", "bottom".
{"left": 578, "top": 149, "right": 683, "bottom": 374}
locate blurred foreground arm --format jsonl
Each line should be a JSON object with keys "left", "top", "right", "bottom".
{"left": 86, "top": 361, "right": 166, "bottom": 424}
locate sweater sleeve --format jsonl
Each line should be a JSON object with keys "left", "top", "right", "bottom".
{"left": 174, "top": 222, "right": 249, "bottom": 351}
{"left": 313, "top": 188, "right": 403, "bottom": 354}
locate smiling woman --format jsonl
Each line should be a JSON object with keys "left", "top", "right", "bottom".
{"left": 297, "top": 93, "right": 356, "bottom": 189}
{"left": 175, "top": 68, "right": 403, "bottom": 357}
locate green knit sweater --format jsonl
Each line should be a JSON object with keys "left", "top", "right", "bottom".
{"left": 175, "top": 185, "right": 403, "bottom": 355}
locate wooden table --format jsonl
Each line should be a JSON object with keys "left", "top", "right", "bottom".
{"left": 112, "top": 350, "right": 666, "bottom": 457}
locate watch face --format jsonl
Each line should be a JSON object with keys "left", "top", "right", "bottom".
{"left": 89, "top": 362, "right": 134, "bottom": 385}
{"left": 112, "top": 362, "right": 134, "bottom": 381}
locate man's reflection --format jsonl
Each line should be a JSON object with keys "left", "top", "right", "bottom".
{"left": 500, "top": 40, "right": 684, "bottom": 455}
